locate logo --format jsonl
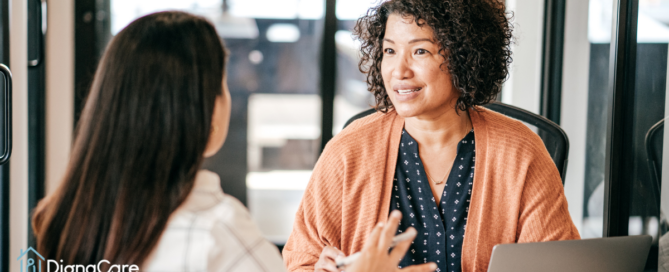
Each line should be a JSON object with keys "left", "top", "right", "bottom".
{"left": 17, "top": 248, "right": 139, "bottom": 272}
{"left": 17, "top": 247, "right": 45, "bottom": 272}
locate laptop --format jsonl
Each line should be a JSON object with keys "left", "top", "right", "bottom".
{"left": 487, "top": 235, "right": 652, "bottom": 272}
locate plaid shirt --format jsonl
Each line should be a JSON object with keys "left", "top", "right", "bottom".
{"left": 144, "top": 170, "right": 286, "bottom": 272}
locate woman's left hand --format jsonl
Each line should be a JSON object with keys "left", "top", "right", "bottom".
{"left": 314, "top": 245, "right": 345, "bottom": 272}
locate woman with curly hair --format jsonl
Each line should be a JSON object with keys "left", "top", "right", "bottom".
{"left": 283, "top": 0, "right": 580, "bottom": 271}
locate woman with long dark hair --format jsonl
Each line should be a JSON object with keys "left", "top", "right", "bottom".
{"left": 32, "top": 11, "right": 435, "bottom": 272}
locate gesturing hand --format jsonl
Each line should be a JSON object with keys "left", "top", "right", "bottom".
{"left": 314, "top": 245, "right": 345, "bottom": 272}
{"left": 345, "top": 210, "right": 437, "bottom": 272}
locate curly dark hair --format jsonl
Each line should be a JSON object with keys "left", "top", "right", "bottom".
{"left": 353, "top": 0, "right": 513, "bottom": 112}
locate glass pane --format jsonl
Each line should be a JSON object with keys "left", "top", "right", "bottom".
{"left": 559, "top": 0, "right": 619, "bottom": 240}
{"left": 560, "top": 0, "right": 616, "bottom": 239}
{"left": 109, "top": 0, "right": 324, "bottom": 245}
{"left": 333, "top": 0, "right": 377, "bottom": 134}
{"left": 635, "top": 0, "right": 669, "bottom": 270}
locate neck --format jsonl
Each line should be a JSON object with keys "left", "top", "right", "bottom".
{"left": 404, "top": 107, "right": 471, "bottom": 150}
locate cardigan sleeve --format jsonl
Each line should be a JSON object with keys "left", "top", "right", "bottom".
{"left": 282, "top": 143, "right": 345, "bottom": 272}
{"left": 516, "top": 144, "right": 581, "bottom": 243}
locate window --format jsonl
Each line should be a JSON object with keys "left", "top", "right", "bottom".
{"left": 332, "top": 0, "right": 377, "bottom": 134}
{"left": 503, "top": 0, "right": 617, "bottom": 239}
{"left": 634, "top": 0, "right": 669, "bottom": 270}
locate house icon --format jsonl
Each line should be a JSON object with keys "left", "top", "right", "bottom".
{"left": 17, "top": 247, "right": 44, "bottom": 272}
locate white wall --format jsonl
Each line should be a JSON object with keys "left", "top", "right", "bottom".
{"left": 45, "top": 0, "right": 74, "bottom": 194}
{"left": 10, "top": 0, "right": 29, "bottom": 270}
{"left": 560, "top": 0, "right": 591, "bottom": 235}
{"left": 503, "top": 0, "right": 544, "bottom": 114}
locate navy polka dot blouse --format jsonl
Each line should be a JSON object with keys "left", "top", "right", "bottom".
{"left": 390, "top": 128, "right": 475, "bottom": 272}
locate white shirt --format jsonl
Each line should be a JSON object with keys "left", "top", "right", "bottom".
{"left": 144, "top": 170, "right": 286, "bottom": 272}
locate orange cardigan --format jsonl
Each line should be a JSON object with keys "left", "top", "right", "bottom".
{"left": 283, "top": 107, "right": 580, "bottom": 272}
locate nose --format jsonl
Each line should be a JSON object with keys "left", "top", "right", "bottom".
{"left": 391, "top": 54, "right": 414, "bottom": 80}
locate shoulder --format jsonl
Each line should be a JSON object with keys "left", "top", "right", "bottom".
{"left": 322, "top": 110, "right": 396, "bottom": 158}
{"left": 185, "top": 194, "right": 265, "bottom": 246}
{"left": 207, "top": 196, "right": 286, "bottom": 272}
{"left": 473, "top": 107, "right": 547, "bottom": 156}
{"left": 208, "top": 194, "right": 261, "bottom": 235}
{"left": 146, "top": 194, "right": 285, "bottom": 272}
{"left": 301, "top": 110, "right": 398, "bottom": 200}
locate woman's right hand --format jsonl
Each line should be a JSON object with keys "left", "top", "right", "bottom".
{"left": 346, "top": 210, "right": 436, "bottom": 272}
{"left": 315, "top": 210, "right": 437, "bottom": 272}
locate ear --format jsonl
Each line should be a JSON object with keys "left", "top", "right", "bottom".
{"left": 203, "top": 83, "right": 231, "bottom": 158}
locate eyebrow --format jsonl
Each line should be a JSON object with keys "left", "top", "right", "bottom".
{"left": 383, "top": 38, "right": 435, "bottom": 44}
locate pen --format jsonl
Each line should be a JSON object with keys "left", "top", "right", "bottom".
{"left": 335, "top": 230, "right": 416, "bottom": 268}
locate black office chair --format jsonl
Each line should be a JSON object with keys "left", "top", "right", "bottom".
{"left": 645, "top": 119, "right": 663, "bottom": 210}
{"left": 343, "top": 102, "right": 570, "bottom": 184}
{"left": 644, "top": 119, "right": 667, "bottom": 251}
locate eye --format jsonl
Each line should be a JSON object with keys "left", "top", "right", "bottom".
{"left": 384, "top": 48, "right": 395, "bottom": 54}
{"left": 415, "top": 49, "right": 428, "bottom": 55}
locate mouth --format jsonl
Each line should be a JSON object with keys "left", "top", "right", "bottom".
{"left": 396, "top": 87, "right": 423, "bottom": 94}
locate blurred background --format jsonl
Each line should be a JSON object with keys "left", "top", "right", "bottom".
{"left": 1, "top": 0, "right": 669, "bottom": 271}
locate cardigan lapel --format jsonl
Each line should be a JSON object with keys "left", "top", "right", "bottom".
{"left": 462, "top": 106, "right": 489, "bottom": 272}
{"left": 376, "top": 111, "right": 405, "bottom": 224}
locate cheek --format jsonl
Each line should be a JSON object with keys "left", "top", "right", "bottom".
{"left": 380, "top": 63, "right": 397, "bottom": 98}
{"left": 380, "top": 61, "right": 391, "bottom": 84}
{"left": 425, "top": 67, "right": 453, "bottom": 91}
{"left": 421, "top": 62, "right": 445, "bottom": 81}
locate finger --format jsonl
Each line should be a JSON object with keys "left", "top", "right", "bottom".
{"left": 379, "top": 210, "right": 403, "bottom": 249}
{"left": 363, "top": 222, "right": 385, "bottom": 251}
{"left": 321, "top": 246, "right": 343, "bottom": 261}
{"left": 332, "top": 246, "right": 345, "bottom": 257}
{"left": 317, "top": 262, "right": 341, "bottom": 272}
{"left": 389, "top": 227, "right": 416, "bottom": 261}
{"left": 399, "top": 262, "right": 437, "bottom": 272}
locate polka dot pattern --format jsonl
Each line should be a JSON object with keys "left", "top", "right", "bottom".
{"left": 390, "top": 129, "right": 475, "bottom": 272}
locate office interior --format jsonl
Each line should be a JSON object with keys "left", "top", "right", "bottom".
{"left": 0, "top": 0, "right": 668, "bottom": 271}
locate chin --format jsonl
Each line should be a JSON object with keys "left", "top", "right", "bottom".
{"left": 393, "top": 104, "right": 424, "bottom": 118}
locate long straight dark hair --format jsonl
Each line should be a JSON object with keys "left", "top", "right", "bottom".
{"left": 32, "top": 11, "right": 227, "bottom": 266}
